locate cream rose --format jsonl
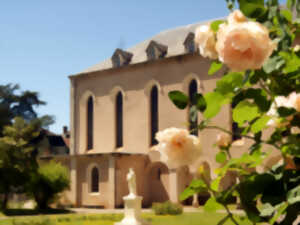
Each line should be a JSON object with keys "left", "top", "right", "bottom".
{"left": 216, "top": 133, "right": 231, "bottom": 148}
{"left": 195, "top": 25, "right": 218, "bottom": 59}
{"left": 216, "top": 10, "right": 276, "bottom": 72}
{"left": 227, "top": 10, "right": 247, "bottom": 24}
{"left": 287, "top": 92, "right": 300, "bottom": 112}
{"left": 155, "top": 128, "right": 201, "bottom": 169}
{"left": 267, "top": 92, "right": 300, "bottom": 126}
{"left": 267, "top": 95, "right": 291, "bottom": 126}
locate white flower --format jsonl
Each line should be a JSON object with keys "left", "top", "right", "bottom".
{"left": 287, "top": 92, "right": 300, "bottom": 112}
{"left": 267, "top": 93, "right": 300, "bottom": 126}
{"left": 155, "top": 128, "right": 201, "bottom": 169}
{"left": 216, "top": 10, "right": 276, "bottom": 72}
{"left": 195, "top": 25, "right": 218, "bottom": 59}
{"left": 227, "top": 10, "right": 247, "bottom": 24}
{"left": 216, "top": 133, "right": 231, "bottom": 148}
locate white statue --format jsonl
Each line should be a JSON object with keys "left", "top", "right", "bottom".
{"left": 115, "top": 167, "right": 150, "bottom": 225}
{"left": 127, "top": 168, "right": 137, "bottom": 196}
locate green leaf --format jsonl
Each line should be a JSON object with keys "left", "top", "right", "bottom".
{"left": 269, "top": 202, "right": 288, "bottom": 225}
{"left": 204, "top": 197, "right": 223, "bottom": 213}
{"left": 251, "top": 115, "right": 270, "bottom": 133}
{"left": 168, "top": 91, "right": 188, "bottom": 109}
{"left": 263, "top": 56, "right": 285, "bottom": 73}
{"left": 211, "top": 177, "right": 221, "bottom": 192}
{"left": 179, "top": 187, "right": 195, "bottom": 201}
{"left": 233, "top": 101, "right": 260, "bottom": 126}
{"left": 216, "top": 151, "right": 227, "bottom": 164}
{"left": 287, "top": 186, "right": 300, "bottom": 204}
{"left": 244, "top": 89, "right": 270, "bottom": 112}
{"left": 259, "top": 203, "right": 275, "bottom": 217}
{"left": 226, "top": 0, "right": 235, "bottom": 10}
{"left": 238, "top": 0, "right": 266, "bottom": 18}
{"left": 194, "top": 93, "right": 206, "bottom": 112}
{"left": 279, "top": 52, "right": 300, "bottom": 74}
{"left": 216, "top": 72, "right": 244, "bottom": 98}
{"left": 203, "top": 92, "right": 225, "bottom": 119}
{"left": 277, "top": 107, "right": 296, "bottom": 117}
{"left": 210, "top": 20, "right": 225, "bottom": 33}
{"left": 190, "top": 179, "right": 207, "bottom": 189}
{"left": 208, "top": 61, "right": 223, "bottom": 75}
{"left": 281, "top": 9, "right": 293, "bottom": 22}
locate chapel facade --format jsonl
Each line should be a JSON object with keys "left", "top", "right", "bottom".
{"left": 51, "top": 21, "right": 281, "bottom": 208}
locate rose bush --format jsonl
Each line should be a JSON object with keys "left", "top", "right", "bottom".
{"left": 161, "top": 0, "right": 300, "bottom": 224}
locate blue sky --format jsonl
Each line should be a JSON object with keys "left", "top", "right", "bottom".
{"left": 0, "top": 0, "right": 285, "bottom": 134}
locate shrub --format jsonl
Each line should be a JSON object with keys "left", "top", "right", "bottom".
{"left": 152, "top": 201, "right": 183, "bottom": 215}
{"left": 28, "top": 161, "right": 70, "bottom": 210}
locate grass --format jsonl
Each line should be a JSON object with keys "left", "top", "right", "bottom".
{"left": 0, "top": 208, "right": 72, "bottom": 216}
{"left": 0, "top": 212, "right": 252, "bottom": 225}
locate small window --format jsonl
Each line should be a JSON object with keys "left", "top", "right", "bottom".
{"left": 116, "top": 92, "right": 123, "bottom": 148}
{"left": 150, "top": 86, "right": 159, "bottom": 146}
{"left": 91, "top": 167, "right": 99, "bottom": 193}
{"left": 188, "top": 80, "right": 198, "bottom": 136}
{"left": 87, "top": 96, "right": 94, "bottom": 150}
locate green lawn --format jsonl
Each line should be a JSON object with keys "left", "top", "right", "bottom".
{"left": 0, "top": 212, "right": 252, "bottom": 225}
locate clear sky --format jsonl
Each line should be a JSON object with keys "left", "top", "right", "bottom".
{"left": 0, "top": 0, "right": 285, "bottom": 134}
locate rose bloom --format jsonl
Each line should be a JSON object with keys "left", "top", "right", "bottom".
{"left": 267, "top": 92, "right": 300, "bottom": 126}
{"left": 216, "top": 133, "right": 231, "bottom": 148}
{"left": 288, "top": 92, "right": 300, "bottom": 112}
{"left": 155, "top": 128, "right": 201, "bottom": 169}
{"left": 267, "top": 95, "right": 292, "bottom": 126}
{"left": 216, "top": 10, "right": 276, "bottom": 72}
{"left": 195, "top": 25, "right": 218, "bottom": 59}
{"left": 227, "top": 10, "right": 247, "bottom": 24}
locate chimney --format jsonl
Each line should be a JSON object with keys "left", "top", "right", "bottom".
{"left": 63, "top": 126, "right": 70, "bottom": 138}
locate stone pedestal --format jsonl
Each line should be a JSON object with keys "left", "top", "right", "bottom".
{"left": 115, "top": 194, "right": 150, "bottom": 225}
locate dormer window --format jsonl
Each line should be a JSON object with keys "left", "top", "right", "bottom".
{"left": 183, "top": 32, "right": 196, "bottom": 53}
{"left": 146, "top": 40, "right": 168, "bottom": 60}
{"left": 111, "top": 49, "right": 133, "bottom": 68}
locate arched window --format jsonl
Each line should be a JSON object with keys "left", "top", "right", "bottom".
{"left": 91, "top": 167, "right": 99, "bottom": 193}
{"left": 87, "top": 96, "right": 94, "bottom": 150}
{"left": 116, "top": 91, "right": 123, "bottom": 148}
{"left": 150, "top": 86, "right": 158, "bottom": 146}
{"left": 189, "top": 80, "right": 198, "bottom": 136}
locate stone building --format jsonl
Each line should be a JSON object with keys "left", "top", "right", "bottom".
{"left": 51, "top": 21, "right": 280, "bottom": 209}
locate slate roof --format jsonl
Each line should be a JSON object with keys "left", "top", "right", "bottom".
{"left": 74, "top": 20, "right": 216, "bottom": 76}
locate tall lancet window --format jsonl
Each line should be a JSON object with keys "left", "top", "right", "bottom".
{"left": 116, "top": 91, "right": 123, "bottom": 148}
{"left": 189, "top": 80, "right": 198, "bottom": 136}
{"left": 87, "top": 96, "right": 94, "bottom": 150}
{"left": 150, "top": 86, "right": 159, "bottom": 146}
{"left": 91, "top": 167, "right": 99, "bottom": 193}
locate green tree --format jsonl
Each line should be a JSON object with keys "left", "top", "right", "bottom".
{"left": 28, "top": 161, "right": 70, "bottom": 210}
{"left": 0, "top": 84, "right": 48, "bottom": 134}
{"left": 168, "top": 0, "right": 300, "bottom": 224}
{"left": 0, "top": 117, "right": 42, "bottom": 209}
{"left": 0, "top": 84, "right": 54, "bottom": 210}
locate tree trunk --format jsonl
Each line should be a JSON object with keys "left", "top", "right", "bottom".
{"left": 1, "top": 192, "right": 9, "bottom": 210}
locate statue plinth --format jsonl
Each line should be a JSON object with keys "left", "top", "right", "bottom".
{"left": 115, "top": 168, "right": 150, "bottom": 225}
